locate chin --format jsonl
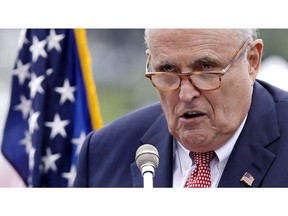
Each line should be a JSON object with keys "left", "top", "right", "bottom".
{"left": 178, "top": 131, "right": 210, "bottom": 152}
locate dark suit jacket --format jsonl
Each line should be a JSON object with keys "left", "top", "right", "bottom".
{"left": 74, "top": 80, "right": 288, "bottom": 187}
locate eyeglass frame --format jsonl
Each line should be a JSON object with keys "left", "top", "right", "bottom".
{"left": 145, "top": 38, "right": 252, "bottom": 91}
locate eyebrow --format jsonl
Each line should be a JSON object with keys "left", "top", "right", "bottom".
{"left": 153, "top": 56, "right": 224, "bottom": 71}
{"left": 190, "top": 56, "right": 223, "bottom": 68}
{"left": 153, "top": 61, "right": 178, "bottom": 70}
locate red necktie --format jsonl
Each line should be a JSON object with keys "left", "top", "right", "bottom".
{"left": 184, "top": 151, "right": 215, "bottom": 188}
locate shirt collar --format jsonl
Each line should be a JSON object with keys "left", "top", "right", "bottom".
{"left": 214, "top": 115, "right": 247, "bottom": 169}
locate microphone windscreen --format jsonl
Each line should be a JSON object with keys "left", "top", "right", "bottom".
{"left": 135, "top": 144, "right": 159, "bottom": 171}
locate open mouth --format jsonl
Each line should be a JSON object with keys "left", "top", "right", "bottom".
{"left": 181, "top": 111, "right": 205, "bottom": 119}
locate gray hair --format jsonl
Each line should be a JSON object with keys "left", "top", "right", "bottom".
{"left": 236, "top": 28, "right": 259, "bottom": 42}
{"left": 144, "top": 29, "right": 259, "bottom": 49}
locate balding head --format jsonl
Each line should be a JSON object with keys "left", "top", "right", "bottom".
{"left": 144, "top": 29, "right": 258, "bottom": 50}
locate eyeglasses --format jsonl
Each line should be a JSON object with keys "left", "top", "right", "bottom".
{"left": 145, "top": 38, "right": 251, "bottom": 91}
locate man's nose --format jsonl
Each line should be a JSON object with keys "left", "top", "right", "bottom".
{"left": 178, "top": 79, "right": 201, "bottom": 102}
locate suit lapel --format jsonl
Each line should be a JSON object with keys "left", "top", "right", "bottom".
{"left": 218, "top": 82, "right": 279, "bottom": 187}
{"left": 130, "top": 113, "right": 173, "bottom": 187}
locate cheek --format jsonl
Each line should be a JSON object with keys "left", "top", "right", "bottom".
{"left": 215, "top": 74, "right": 252, "bottom": 127}
{"left": 158, "top": 91, "right": 178, "bottom": 124}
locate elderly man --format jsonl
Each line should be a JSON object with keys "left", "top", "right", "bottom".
{"left": 74, "top": 29, "right": 288, "bottom": 187}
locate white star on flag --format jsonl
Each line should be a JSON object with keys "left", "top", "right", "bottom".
{"left": 28, "top": 73, "right": 45, "bottom": 98}
{"left": 17, "top": 29, "right": 29, "bottom": 50}
{"left": 71, "top": 131, "right": 87, "bottom": 155}
{"left": 29, "top": 35, "right": 47, "bottom": 62}
{"left": 13, "top": 95, "right": 32, "bottom": 119}
{"left": 13, "top": 60, "right": 30, "bottom": 85}
{"left": 42, "top": 148, "right": 61, "bottom": 173}
{"left": 28, "top": 147, "right": 36, "bottom": 171}
{"left": 46, "top": 68, "right": 53, "bottom": 76}
{"left": 55, "top": 79, "right": 76, "bottom": 104}
{"left": 27, "top": 147, "right": 36, "bottom": 187}
{"left": 28, "top": 110, "right": 40, "bottom": 134}
{"left": 20, "top": 130, "right": 33, "bottom": 153}
{"left": 45, "top": 113, "right": 70, "bottom": 139}
{"left": 62, "top": 165, "right": 76, "bottom": 187}
{"left": 47, "top": 29, "right": 65, "bottom": 52}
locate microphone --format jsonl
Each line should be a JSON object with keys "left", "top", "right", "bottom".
{"left": 135, "top": 144, "right": 159, "bottom": 188}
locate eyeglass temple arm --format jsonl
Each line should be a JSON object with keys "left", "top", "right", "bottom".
{"left": 146, "top": 51, "right": 151, "bottom": 73}
{"left": 222, "top": 39, "right": 251, "bottom": 73}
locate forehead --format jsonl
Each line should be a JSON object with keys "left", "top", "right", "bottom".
{"left": 148, "top": 29, "right": 238, "bottom": 54}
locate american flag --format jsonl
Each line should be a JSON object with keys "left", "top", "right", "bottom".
{"left": 1, "top": 29, "right": 102, "bottom": 187}
{"left": 240, "top": 172, "right": 255, "bottom": 186}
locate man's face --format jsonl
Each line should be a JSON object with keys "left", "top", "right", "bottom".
{"left": 148, "top": 29, "right": 263, "bottom": 152}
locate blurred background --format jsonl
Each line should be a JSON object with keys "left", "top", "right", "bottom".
{"left": 1, "top": 29, "right": 288, "bottom": 144}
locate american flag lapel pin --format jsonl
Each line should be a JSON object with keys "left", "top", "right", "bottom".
{"left": 240, "top": 172, "right": 255, "bottom": 186}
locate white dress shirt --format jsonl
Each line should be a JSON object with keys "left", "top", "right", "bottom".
{"left": 172, "top": 116, "right": 247, "bottom": 188}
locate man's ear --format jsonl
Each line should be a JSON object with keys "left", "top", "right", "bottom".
{"left": 247, "top": 39, "right": 264, "bottom": 82}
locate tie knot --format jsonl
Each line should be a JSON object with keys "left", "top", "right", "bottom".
{"left": 191, "top": 151, "right": 214, "bottom": 165}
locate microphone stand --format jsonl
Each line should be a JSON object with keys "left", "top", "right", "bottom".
{"left": 142, "top": 166, "right": 154, "bottom": 188}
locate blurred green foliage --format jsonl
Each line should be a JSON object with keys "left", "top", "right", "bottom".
{"left": 96, "top": 77, "right": 159, "bottom": 125}
{"left": 259, "top": 29, "right": 288, "bottom": 60}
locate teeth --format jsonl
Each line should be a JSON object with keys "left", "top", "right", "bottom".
{"left": 183, "top": 112, "right": 203, "bottom": 119}
{"left": 188, "top": 112, "right": 199, "bottom": 115}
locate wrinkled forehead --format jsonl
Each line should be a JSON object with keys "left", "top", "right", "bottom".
{"left": 146, "top": 29, "right": 239, "bottom": 52}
